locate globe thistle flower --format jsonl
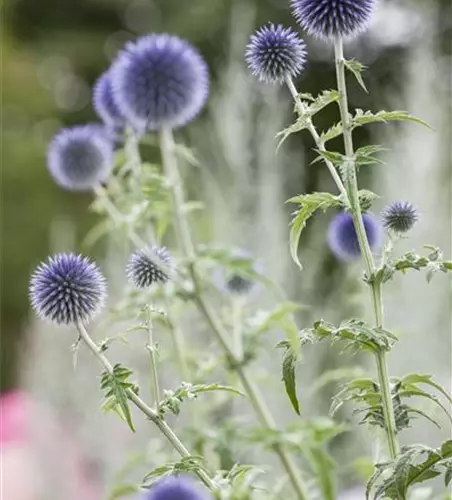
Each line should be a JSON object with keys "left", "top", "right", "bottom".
{"left": 143, "top": 475, "right": 211, "bottom": 500}
{"left": 29, "top": 253, "right": 107, "bottom": 325}
{"left": 93, "top": 71, "right": 126, "bottom": 131}
{"left": 382, "top": 201, "right": 419, "bottom": 233}
{"left": 327, "top": 211, "right": 382, "bottom": 261}
{"left": 290, "top": 0, "right": 375, "bottom": 39}
{"left": 110, "top": 34, "right": 209, "bottom": 131}
{"left": 126, "top": 246, "right": 171, "bottom": 288}
{"left": 47, "top": 125, "right": 114, "bottom": 191}
{"left": 245, "top": 24, "right": 307, "bottom": 84}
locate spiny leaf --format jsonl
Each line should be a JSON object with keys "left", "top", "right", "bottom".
{"left": 355, "top": 145, "right": 387, "bottom": 167}
{"left": 311, "top": 149, "right": 345, "bottom": 166}
{"left": 320, "top": 122, "right": 343, "bottom": 143}
{"left": 101, "top": 364, "right": 138, "bottom": 432}
{"left": 351, "top": 109, "right": 432, "bottom": 130}
{"left": 276, "top": 116, "right": 310, "bottom": 152}
{"left": 287, "top": 192, "right": 341, "bottom": 270}
{"left": 143, "top": 456, "right": 208, "bottom": 485}
{"left": 306, "top": 89, "right": 340, "bottom": 116}
{"left": 344, "top": 58, "right": 368, "bottom": 93}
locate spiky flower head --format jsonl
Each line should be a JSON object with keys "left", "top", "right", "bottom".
{"left": 290, "top": 0, "right": 375, "bottom": 39}
{"left": 126, "top": 246, "right": 171, "bottom": 288}
{"left": 47, "top": 125, "right": 114, "bottom": 191}
{"left": 93, "top": 71, "right": 126, "bottom": 131}
{"left": 327, "top": 211, "right": 382, "bottom": 261}
{"left": 382, "top": 201, "right": 419, "bottom": 233}
{"left": 110, "top": 34, "right": 209, "bottom": 131}
{"left": 245, "top": 24, "right": 307, "bottom": 84}
{"left": 143, "top": 475, "right": 211, "bottom": 500}
{"left": 29, "top": 253, "right": 107, "bottom": 325}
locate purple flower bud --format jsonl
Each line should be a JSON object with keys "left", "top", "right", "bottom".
{"left": 126, "top": 246, "right": 171, "bottom": 288}
{"left": 29, "top": 253, "right": 107, "bottom": 325}
{"left": 110, "top": 34, "right": 209, "bottom": 131}
{"left": 290, "top": 0, "right": 375, "bottom": 39}
{"left": 245, "top": 24, "right": 307, "bottom": 84}
{"left": 327, "top": 211, "right": 382, "bottom": 261}
{"left": 381, "top": 201, "right": 419, "bottom": 233}
{"left": 47, "top": 125, "right": 114, "bottom": 191}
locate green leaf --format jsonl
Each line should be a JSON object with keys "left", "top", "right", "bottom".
{"left": 320, "top": 122, "right": 343, "bottom": 143}
{"left": 143, "top": 456, "right": 208, "bottom": 485}
{"left": 306, "top": 89, "right": 340, "bottom": 116}
{"left": 281, "top": 348, "right": 301, "bottom": 415}
{"left": 276, "top": 116, "right": 310, "bottom": 151}
{"left": 100, "top": 364, "right": 139, "bottom": 432}
{"left": 287, "top": 192, "right": 341, "bottom": 270}
{"left": 311, "top": 149, "right": 345, "bottom": 166}
{"left": 158, "top": 382, "right": 244, "bottom": 416}
{"left": 367, "top": 441, "right": 452, "bottom": 499}
{"left": 355, "top": 145, "right": 387, "bottom": 167}
{"left": 344, "top": 58, "right": 368, "bottom": 93}
{"left": 351, "top": 109, "right": 432, "bottom": 130}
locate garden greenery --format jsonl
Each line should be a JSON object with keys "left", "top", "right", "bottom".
{"left": 29, "top": 1, "right": 452, "bottom": 499}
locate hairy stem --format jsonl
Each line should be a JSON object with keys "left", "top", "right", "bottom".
{"left": 75, "top": 321, "right": 215, "bottom": 489}
{"left": 146, "top": 305, "right": 161, "bottom": 406}
{"left": 285, "top": 76, "right": 349, "bottom": 202}
{"left": 160, "top": 126, "right": 310, "bottom": 500}
{"left": 333, "top": 37, "right": 399, "bottom": 459}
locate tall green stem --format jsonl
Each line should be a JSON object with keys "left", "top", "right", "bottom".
{"left": 145, "top": 305, "right": 161, "bottom": 406}
{"left": 160, "top": 127, "right": 310, "bottom": 500}
{"left": 333, "top": 37, "right": 399, "bottom": 459}
{"left": 75, "top": 321, "right": 215, "bottom": 489}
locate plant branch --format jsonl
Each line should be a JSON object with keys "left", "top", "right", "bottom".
{"left": 333, "top": 37, "right": 399, "bottom": 459}
{"left": 160, "top": 126, "right": 311, "bottom": 500}
{"left": 75, "top": 320, "right": 215, "bottom": 490}
{"left": 285, "top": 76, "right": 349, "bottom": 202}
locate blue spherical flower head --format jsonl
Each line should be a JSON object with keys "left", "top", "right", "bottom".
{"left": 93, "top": 71, "right": 126, "bottom": 132}
{"left": 110, "top": 34, "right": 209, "bottom": 131}
{"left": 127, "top": 246, "right": 171, "bottom": 288}
{"left": 245, "top": 24, "right": 307, "bottom": 84}
{"left": 47, "top": 125, "right": 114, "bottom": 191}
{"left": 29, "top": 253, "right": 107, "bottom": 325}
{"left": 291, "top": 0, "right": 375, "bottom": 39}
{"left": 382, "top": 201, "right": 419, "bottom": 233}
{"left": 327, "top": 211, "right": 382, "bottom": 261}
{"left": 144, "top": 475, "right": 211, "bottom": 500}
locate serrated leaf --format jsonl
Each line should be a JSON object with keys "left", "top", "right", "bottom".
{"left": 312, "top": 149, "right": 345, "bottom": 166}
{"left": 355, "top": 145, "right": 387, "bottom": 167}
{"left": 344, "top": 58, "right": 368, "bottom": 93}
{"left": 306, "top": 90, "right": 340, "bottom": 116}
{"left": 320, "top": 122, "right": 343, "bottom": 143}
{"left": 287, "top": 192, "right": 341, "bottom": 270}
{"left": 276, "top": 117, "right": 310, "bottom": 152}
{"left": 282, "top": 348, "right": 300, "bottom": 415}
{"left": 100, "top": 364, "right": 138, "bottom": 432}
{"left": 352, "top": 109, "right": 432, "bottom": 130}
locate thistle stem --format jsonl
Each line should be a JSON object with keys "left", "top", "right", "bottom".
{"left": 333, "top": 37, "right": 399, "bottom": 459}
{"left": 75, "top": 321, "right": 215, "bottom": 489}
{"left": 160, "top": 127, "right": 310, "bottom": 500}
{"left": 285, "top": 76, "right": 349, "bottom": 202}
{"left": 145, "top": 305, "right": 161, "bottom": 406}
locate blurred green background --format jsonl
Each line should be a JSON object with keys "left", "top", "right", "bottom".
{"left": 1, "top": 0, "right": 451, "bottom": 450}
